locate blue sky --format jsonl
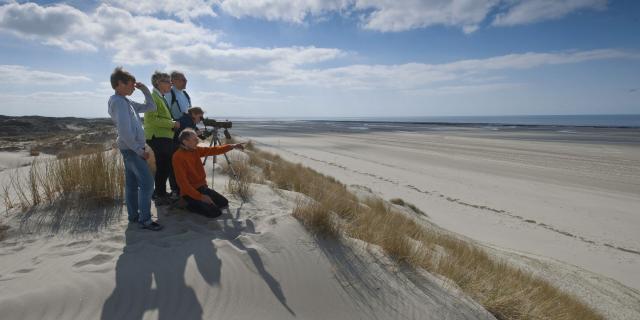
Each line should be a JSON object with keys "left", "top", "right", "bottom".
{"left": 0, "top": 0, "right": 638, "bottom": 118}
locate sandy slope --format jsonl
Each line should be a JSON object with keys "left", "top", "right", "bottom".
{"left": 0, "top": 156, "right": 494, "bottom": 320}
{"left": 236, "top": 130, "right": 640, "bottom": 318}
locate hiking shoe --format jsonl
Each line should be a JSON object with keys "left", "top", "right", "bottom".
{"left": 154, "top": 197, "right": 172, "bottom": 206}
{"left": 152, "top": 192, "right": 170, "bottom": 200}
{"left": 139, "top": 221, "right": 163, "bottom": 231}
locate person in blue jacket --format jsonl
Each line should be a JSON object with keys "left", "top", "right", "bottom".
{"left": 107, "top": 67, "right": 162, "bottom": 231}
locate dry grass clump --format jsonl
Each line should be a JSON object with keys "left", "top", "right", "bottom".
{"left": 293, "top": 198, "right": 339, "bottom": 238}
{"left": 225, "top": 158, "right": 254, "bottom": 201}
{"left": 248, "top": 147, "right": 603, "bottom": 320}
{"left": 3, "top": 149, "right": 124, "bottom": 211}
{"left": 390, "top": 198, "right": 427, "bottom": 216}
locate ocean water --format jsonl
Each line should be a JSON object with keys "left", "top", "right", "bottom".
{"left": 322, "top": 114, "right": 640, "bottom": 128}
{"left": 234, "top": 114, "right": 640, "bottom": 145}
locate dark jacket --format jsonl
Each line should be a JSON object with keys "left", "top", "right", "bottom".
{"left": 174, "top": 113, "right": 198, "bottom": 142}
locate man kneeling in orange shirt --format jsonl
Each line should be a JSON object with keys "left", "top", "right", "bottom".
{"left": 172, "top": 128, "right": 244, "bottom": 217}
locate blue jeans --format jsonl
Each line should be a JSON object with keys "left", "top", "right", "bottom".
{"left": 120, "top": 149, "right": 155, "bottom": 224}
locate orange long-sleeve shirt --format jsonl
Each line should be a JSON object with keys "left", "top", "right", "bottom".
{"left": 172, "top": 145, "right": 234, "bottom": 201}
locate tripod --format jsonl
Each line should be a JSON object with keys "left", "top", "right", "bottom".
{"left": 202, "top": 126, "right": 237, "bottom": 186}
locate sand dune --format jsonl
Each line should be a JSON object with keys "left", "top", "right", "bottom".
{"left": 2, "top": 120, "right": 640, "bottom": 319}
{"left": 237, "top": 128, "right": 640, "bottom": 287}
{"left": 0, "top": 160, "right": 494, "bottom": 320}
{"left": 232, "top": 125, "right": 640, "bottom": 318}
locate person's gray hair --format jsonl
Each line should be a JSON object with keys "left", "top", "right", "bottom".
{"left": 179, "top": 128, "right": 197, "bottom": 144}
{"left": 170, "top": 71, "right": 185, "bottom": 82}
{"left": 151, "top": 71, "right": 170, "bottom": 89}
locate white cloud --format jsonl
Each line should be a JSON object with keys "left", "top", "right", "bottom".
{"left": 0, "top": 90, "right": 109, "bottom": 117}
{"left": 439, "top": 49, "right": 634, "bottom": 72}
{"left": 0, "top": 65, "right": 92, "bottom": 84}
{"left": 0, "top": 2, "right": 221, "bottom": 64}
{"left": 0, "top": 2, "right": 97, "bottom": 51}
{"left": 168, "top": 45, "right": 344, "bottom": 77}
{"left": 354, "top": 0, "right": 498, "bottom": 33}
{"left": 195, "top": 90, "right": 282, "bottom": 106}
{"left": 0, "top": 3, "right": 631, "bottom": 97}
{"left": 216, "top": 0, "right": 609, "bottom": 33}
{"left": 410, "top": 82, "right": 523, "bottom": 96}
{"left": 93, "top": 5, "right": 220, "bottom": 65}
{"left": 105, "top": 0, "right": 219, "bottom": 21}
{"left": 219, "top": 0, "right": 349, "bottom": 23}
{"left": 258, "top": 49, "right": 639, "bottom": 90}
{"left": 216, "top": 0, "right": 497, "bottom": 32}
{"left": 493, "top": 0, "right": 607, "bottom": 26}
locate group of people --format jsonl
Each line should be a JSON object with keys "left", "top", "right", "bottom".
{"left": 108, "top": 67, "right": 243, "bottom": 231}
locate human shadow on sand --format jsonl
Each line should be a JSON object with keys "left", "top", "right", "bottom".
{"left": 101, "top": 206, "right": 293, "bottom": 319}
{"left": 220, "top": 209, "right": 295, "bottom": 316}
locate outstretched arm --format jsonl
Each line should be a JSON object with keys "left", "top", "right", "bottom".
{"left": 196, "top": 144, "right": 243, "bottom": 157}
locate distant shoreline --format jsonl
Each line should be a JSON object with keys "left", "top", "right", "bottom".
{"left": 2, "top": 114, "right": 640, "bottom": 128}
{"left": 233, "top": 114, "right": 640, "bottom": 128}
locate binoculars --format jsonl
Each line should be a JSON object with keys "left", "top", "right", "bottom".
{"left": 202, "top": 118, "right": 232, "bottom": 129}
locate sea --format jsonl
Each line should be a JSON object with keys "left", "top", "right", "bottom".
{"left": 233, "top": 114, "right": 640, "bottom": 128}
{"left": 231, "top": 114, "right": 640, "bottom": 145}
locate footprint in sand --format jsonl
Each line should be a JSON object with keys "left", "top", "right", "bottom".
{"left": 73, "top": 253, "right": 114, "bottom": 269}
{"left": 52, "top": 240, "right": 92, "bottom": 250}
{"left": 95, "top": 244, "right": 120, "bottom": 253}
{"left": 66, "top": 240, "right": 92, "bottom": 248}
{"left": 0, "top": 267, "right": 36, "bottom": 281}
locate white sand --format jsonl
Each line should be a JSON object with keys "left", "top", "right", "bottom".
{"left": 0, "top": 151, "right": 55, "bottom": 172}
{"left": 0, "top": 152, "right": 495, "bottom": 320}
{"left": 237, "top": 130, "right": 640, "bottom": 317}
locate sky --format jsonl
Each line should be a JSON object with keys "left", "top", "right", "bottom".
{"left": 0, "top": 0, "right": 639, "bottom": 118}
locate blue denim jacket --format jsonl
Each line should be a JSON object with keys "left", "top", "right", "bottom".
{"left": 108, "top": 90, "right": 156, "bottom": 156}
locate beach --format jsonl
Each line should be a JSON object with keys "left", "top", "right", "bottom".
{"left": 1, "top": 118, "right": 639, "bottom": 319}
{"left": 0, "top": 127, "right": 495, "bottom": 320}
{"left": 235, "top": 121, "right": 640, "bottom": 291}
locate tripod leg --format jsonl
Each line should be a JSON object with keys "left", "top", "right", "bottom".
{"left": 202, "top": 133, "right": 216, "bottom": 165}
{"left": 223, "top": 153, "right": 238, "bottom": 180}
{"left": 202, "top": 133, "right": 217, "bottom": 187}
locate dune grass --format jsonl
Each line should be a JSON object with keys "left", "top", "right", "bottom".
{"left": 223, "top": 156, "right": 254, "bottom": 201}
{"left": 390, "top": 197, "right": 427, "bottom": 216}
{"left": 245, "top": 145, "right": 602, "bottom": 320}
{"left": 2, "top": 149, "right": 124, "bottom": 212}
